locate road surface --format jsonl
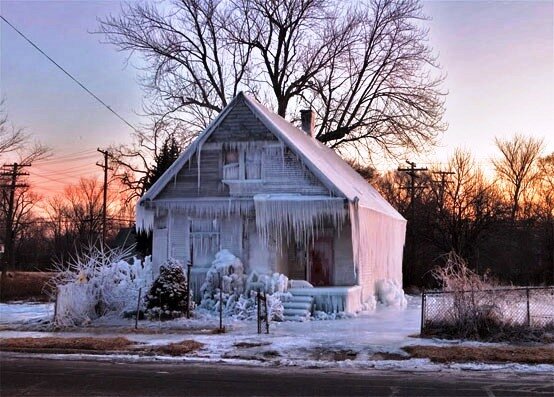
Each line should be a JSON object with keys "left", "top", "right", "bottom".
{"left": 1, "top": 355, "right": 553, "bottom": 396}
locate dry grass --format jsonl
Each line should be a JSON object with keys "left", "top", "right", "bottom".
{"left": 0, "top": 272, "right": 57, "bottom": 302}
{"left": 403, "top": 345, "right": 554, "bottom": 365}
{"left": 149, "top": 340, "right": 204, "bottom": 356}
{"left": 0, "top": 336, "right": 134, "bottom": 352}
{"left": 308, "top": 347, "right": 358, "bottom": 361}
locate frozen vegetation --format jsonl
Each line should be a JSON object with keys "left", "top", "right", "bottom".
{"left": 199, "top": 249, "right": 290, "bottom": 321}
{"left": 51, "top": 246, "right": 153, "bottom": 327}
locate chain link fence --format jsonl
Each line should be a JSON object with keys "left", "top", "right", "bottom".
{"left": 421, "top": 286, "right": 554, "bottom": 335}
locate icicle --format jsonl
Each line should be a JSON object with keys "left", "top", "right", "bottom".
{"left": 253, "top": 194, "right": 347, "bottom": 252}
{"left": 135, "top": 201, "right": 155, "bottom": 233}
{"left": 149, "top": 199, "right": 254, "bottom": 219}
{"left": 196, "top": 142, "right": 202, "bottom": 192}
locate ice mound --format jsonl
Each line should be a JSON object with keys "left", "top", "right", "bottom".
{"left": 375, "top": 279, "right": 407, "bottom": 308}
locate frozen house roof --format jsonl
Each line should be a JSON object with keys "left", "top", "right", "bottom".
{"left": 139, "top": 93, "right": 405, "bottom": 222}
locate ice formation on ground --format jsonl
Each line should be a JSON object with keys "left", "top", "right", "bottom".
{"left": 375, "top": 279, "right": 407, "bottom": 308}
{"left": 199, "top": 249, "right": 290, "bottom": 321}
{"left": 54, "top": 247, "right": 153, "bottom": 327}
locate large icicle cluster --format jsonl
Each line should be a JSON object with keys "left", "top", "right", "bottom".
{"left": 254, "top": 194, "right": 346, "bottom": 247}
{"left": 136, "top": 199, "right": 254, "bottom": 233}
{"left": 53, "top": 247, "right": 153, "bottom": 327}
{"left": 199, "top": 249, "right": 290, "bottom": 321}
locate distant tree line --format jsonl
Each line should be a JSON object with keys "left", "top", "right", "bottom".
{"left": 371, "top": 134, "right": 553, "bottom": 288}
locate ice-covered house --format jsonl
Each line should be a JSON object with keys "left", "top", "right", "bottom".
{"left": 136, "top": 93, "right": 406, "bottom": 314}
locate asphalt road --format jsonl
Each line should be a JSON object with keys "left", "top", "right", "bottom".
{"left": 1, "top": 355, "right": 553, "bottom": 397}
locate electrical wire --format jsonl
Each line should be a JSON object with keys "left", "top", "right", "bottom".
{"left": 0, "top": 14, "right": 138, "bottom": 132}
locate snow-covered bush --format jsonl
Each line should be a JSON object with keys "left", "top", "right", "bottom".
{"left": 52, "top": 245, "right": 153, "bottom": 327}
{"left": 145, "top": 258, "right": 190, "bottom": 320}
{"left": 375, "top": 279, "right": 407, "bottom": 308}
{"left": 199, "top": 249, "right": 289, "bottom": 321}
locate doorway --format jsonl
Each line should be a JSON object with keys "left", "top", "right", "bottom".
{"left": 309, "top": 236, "right": 333, "bottom": 286}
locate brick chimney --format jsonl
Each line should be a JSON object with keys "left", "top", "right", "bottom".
{"left": 300, "top": 109, "right": 316, "bottom": 138}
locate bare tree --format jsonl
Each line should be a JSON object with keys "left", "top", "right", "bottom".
{"left": 306, "top": 0, "right": 445, "bottom": 158}
{"left": 109, "top": 124, "right": 182, "bottom": 203}
{"left": 99, "top": 0, "right": 252, "bottom": 132}
{"left": 427, "top": 150, "right": 501, "bottom": 258}
{"left": 99, "top": 0, "right": 445, "bottom": 160}
{"left": 0, "top": 99, "right": 27, "bottom": 156}
{"left": 492, "top": 134, "right": 544, "bottom": 221}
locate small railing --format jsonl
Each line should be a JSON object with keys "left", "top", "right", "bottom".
{"left": 223, "top": 163, "right": 240, "bottom": 180}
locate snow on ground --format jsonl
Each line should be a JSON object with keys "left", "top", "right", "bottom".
{"left": 1, "top": 296, "right": 553, "bottom": 374}
{"left": 0, "top": 302, "right": 53, "bottom": 326}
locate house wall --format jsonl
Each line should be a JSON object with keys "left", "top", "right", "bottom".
{"left": 351, "top": 206, "right": 406, "bottom": 304}
{"left": 333, "top": 220, "right": 356, "bottom": 286}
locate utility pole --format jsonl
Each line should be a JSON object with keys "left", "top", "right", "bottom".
{"left": 1, "top": 163, "right": 30, "bottom": 298}
{"left": 397, "top": 160, "right": 428, "bottom": 271}
{"left": 431, "top": 170, "right": 455, "bottom": 209}
{"left": 96, "top": 148, "right": 111, "bottom": 246}
{"left": 398, "top": 160, "right": 428, "bottom": 222}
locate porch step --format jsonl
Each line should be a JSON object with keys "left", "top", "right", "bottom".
{"left": 283, "top": 301, "right": 312, "bottom": 310}
{"left": 282, "top": 293, "right": 314, "bottom": 321}
{"left": 287, "top": 295, "right": 313, "bottom": 303}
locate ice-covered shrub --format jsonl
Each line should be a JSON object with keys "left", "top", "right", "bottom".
{"left": 199, "top": 249, "right": 289, "bottom": 321}
{"left": 52, "top": 245, "right": 153, "bottom": 327}
{"left": 145, "top": 258, "right": 190, "bottom": 320}
{"left": 425, "top": 251, "right": 505, "bottom": 340}
{"left": 375, "top": 279, "right": 407, "bottom": 308}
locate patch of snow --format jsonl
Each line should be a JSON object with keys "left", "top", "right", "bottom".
{"left": 0, "top": 302, "right": 53, "bottom": 325}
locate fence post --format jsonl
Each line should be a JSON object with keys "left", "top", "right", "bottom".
{"left": 53, "top": 288, "right": 59, "bottom": 324}
{"left": 526, "top": 287, "right": 531, "bottom": 327}
{"left": 218, "top": 272, "right": 223, "bottom": 332}
{"left": 264, "top": 291, "right": 269, "bottom": 334}
{"left": 135, "top": 287, "right": 142, "bottom": 330}
{"left": 257, "top": 289, "right": 261, "bottom": 334}
{"left": 420, "top": 289, "right": 425, "bottom": 335}
{"left": 186, "top": 262, "right": 192, "bottom": 319}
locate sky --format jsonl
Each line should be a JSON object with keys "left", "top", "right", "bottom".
{"left": 0, "top": 0, "right": 553, "bottom": 198}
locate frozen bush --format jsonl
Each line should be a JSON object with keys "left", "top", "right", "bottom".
{"left": 52, "top": 244, "right": 153, "bottom": 327}
{"left": 376, "top": 279, "right": 407, "bottom": 308}
{"left": 145, "top": 258, "right": 190, "bottom": 320}
{"left": 199, "top": 249, "right": 288, "bottom": 321}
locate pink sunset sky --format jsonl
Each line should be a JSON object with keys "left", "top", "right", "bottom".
{"left": 0, "top": 0, "right": 552, "bottom": 197}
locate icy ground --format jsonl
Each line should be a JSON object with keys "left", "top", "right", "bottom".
{"left": 1, "top": 296, "right": 553, "bottom": 374}
{"left": 0, "top": 302, "right": 53, "bottom": 326}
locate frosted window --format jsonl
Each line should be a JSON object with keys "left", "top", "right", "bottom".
{"left": 190, "top": 219, "right": 220, "bottom": 266}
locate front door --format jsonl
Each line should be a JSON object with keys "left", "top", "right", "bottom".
{"left": 309, "top": 237, "right": 333, "bottom": 286}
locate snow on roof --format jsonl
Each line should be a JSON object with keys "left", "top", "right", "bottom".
{"left": 140, "top": 92, "right": 405, "bottom": 222}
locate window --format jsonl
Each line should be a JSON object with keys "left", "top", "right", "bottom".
{"left": 223, "top": 150, "right": 239, "bottom": 180}
{"left": 190, "top": 219, "right": 220, "bottom": 266}
{"left": 245, "top": 150, "right": 262, "bottom": 180}
{"left": 222, "top": 148, "right": 262, "bottom": 181}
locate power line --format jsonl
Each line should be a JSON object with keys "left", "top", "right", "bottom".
{"left": 0, "top": 15, "right": 137, "bottom": 132}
